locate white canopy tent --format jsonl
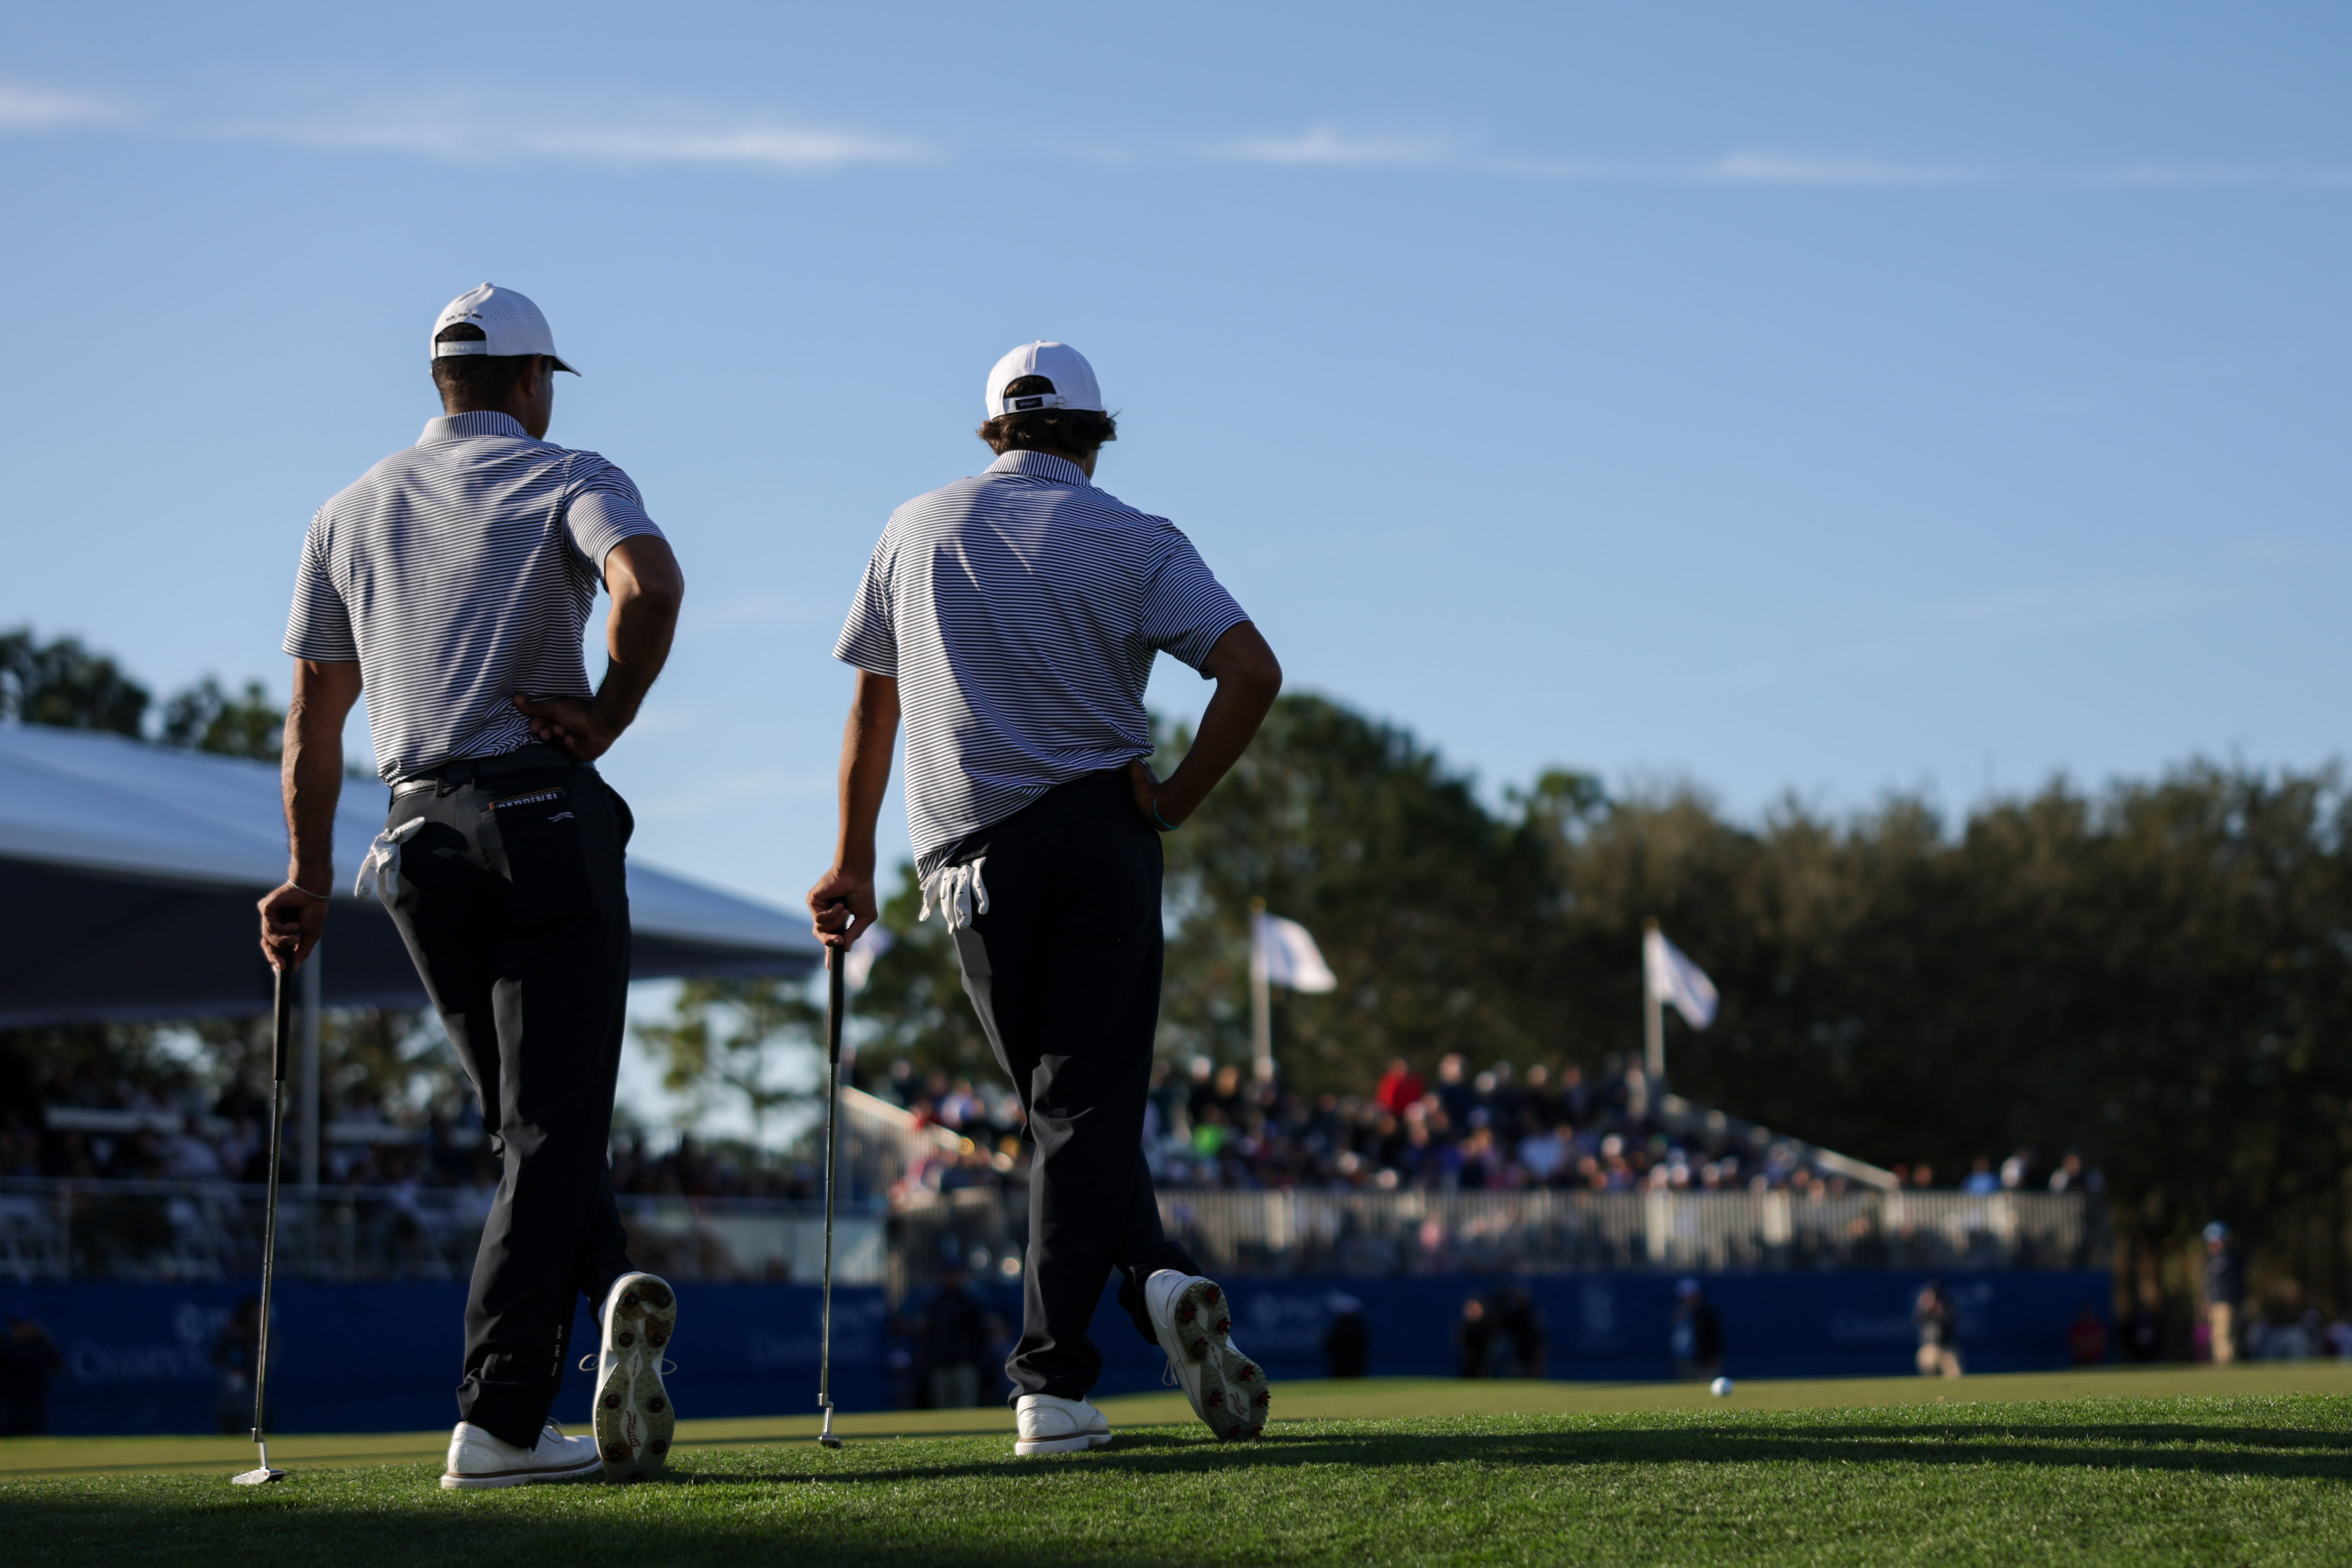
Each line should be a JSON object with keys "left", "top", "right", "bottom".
{"left": 0, "top": 722, "right": 821, "bottom": 1028}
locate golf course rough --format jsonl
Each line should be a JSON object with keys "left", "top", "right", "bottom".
{"left": 4, "top": 1388, "right": 2349, "bottom": 1567}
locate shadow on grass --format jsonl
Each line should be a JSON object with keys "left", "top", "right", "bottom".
{"left": 684, "top": 1418, "right": 2352, "bottom": 1490}
{"left": 7, "top": 1414, "right": 2349, "bottom": 1568}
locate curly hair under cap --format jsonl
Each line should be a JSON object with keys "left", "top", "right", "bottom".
{"left": 976, "top": 374, "right": 1118, "bottom": 457}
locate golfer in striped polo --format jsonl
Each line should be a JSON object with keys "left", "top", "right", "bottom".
{"left": 258, "top": 284, "right": 685, "bottom": 1489}
{"left": 810, "top": 342, "right": 1284, "bottom": 1454}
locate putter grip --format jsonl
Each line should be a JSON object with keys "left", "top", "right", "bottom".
{"left": 827, "top": 951, "right": 846, "bottom": 1066}
{"left": 272, "top": 968, "right": 294, "bottom": 1084}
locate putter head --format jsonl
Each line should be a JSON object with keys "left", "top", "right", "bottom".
{"left": 817, "top": 1405, "right": 843, "bottom": 1449}
{"left": 230, "top": 1467, "right": 287, "bottom": 1485}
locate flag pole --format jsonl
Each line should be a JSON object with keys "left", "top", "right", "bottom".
{"left": 1249, "top": 897, "right": 1273, "bottom": 1084}
{"left": 1642, "top": 917, "right": 1665, "bottom": 1085}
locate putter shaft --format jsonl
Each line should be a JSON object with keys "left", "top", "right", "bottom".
{"left": 817, "top": 950, "right": 845, "bottom": 1443}
{"left": 237, "top": 966, "right": 295, "bottom": 1486}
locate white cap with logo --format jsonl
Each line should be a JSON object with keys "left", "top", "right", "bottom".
{"left": 984, "top": 341, "right": 1101, "bottom": 417}
{"left": 432, "top": 283, "right": 579, "bottom": 374}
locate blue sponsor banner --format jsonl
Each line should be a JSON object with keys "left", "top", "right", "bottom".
{"left": 10, "top": 1270, "right": 2102, "bottom": 1434}
{"left": 8, "top": 1280, "right": 888, "bottom": 1436}
{"left": 1056, "top": 1269, "right": 2114, "bottom": 1397}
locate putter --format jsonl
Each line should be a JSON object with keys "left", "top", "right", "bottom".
{"left": 816, "top": 947, "right": 847, "bottom": 1449}
{"left": 232, "top": 965, "right": 296, "bottom": 1486}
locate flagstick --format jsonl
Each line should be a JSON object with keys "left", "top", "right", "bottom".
{"left": 1642, "top": 917, "right": 1666, "bottom": 1085}
{"left": 1248, "top": 897, "right": 1274, "bottom": 1084}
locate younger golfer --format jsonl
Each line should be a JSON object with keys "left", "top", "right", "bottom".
{"left": 810, "top": 342, "right": 1283, "bottom": 1453}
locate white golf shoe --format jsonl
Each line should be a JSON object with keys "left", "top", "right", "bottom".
{"left": 589, "top": 1271, "right": 679, "bottom": 1483}
{"left": 1145, "top": 1269, "right": 1269, "bottom": 1441}
{"left": 440, "top": 1419, "right": 602, "bottom": 1489}
{"left": 1014, "top": 1393, "right": 1113, "bottom": 1455}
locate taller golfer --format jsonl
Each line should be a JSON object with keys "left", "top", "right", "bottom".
{"left": 258, "top": 285, "right": 685, "bottom": 1489}
{"left": 810, "top": 342, "right": 1283, "bottom": 1454}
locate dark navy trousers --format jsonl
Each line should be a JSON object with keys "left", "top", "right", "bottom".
{"left": 381, "top": 745, "right": 636, "bottom": 1447}
{"left": 944, "top": 770, "right": 1200, "bottom": 1402}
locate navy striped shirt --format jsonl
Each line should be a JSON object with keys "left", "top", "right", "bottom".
{"left": 282, "top": 410, "right": 665, "bottom": 781}
{"left": 836, "top": 449, "right": 1248, "bottom": 875}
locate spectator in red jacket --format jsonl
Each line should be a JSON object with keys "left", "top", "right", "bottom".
{"left": 1374, "top": 1058, "right": 1426, "bottom": 1117}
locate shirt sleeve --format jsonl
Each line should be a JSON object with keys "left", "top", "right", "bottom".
{"left": 832, "top": 536, "right": 899, "bottom": 677}
{"left": 1139, "top": 530, "right": 1248, "bottom": 675}
{"left": 563, "top": 456, "right": 666, "bottom": 568}
{"left": 281, "top": 514, "right": 358, "bottom": 662}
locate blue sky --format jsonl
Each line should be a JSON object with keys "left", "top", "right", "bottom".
{"left": 5, "top": 3, "right": 2349, "bottom": 916}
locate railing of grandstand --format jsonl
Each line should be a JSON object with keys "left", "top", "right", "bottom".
{"left": 9, "top": 1177, "right": 2104, "bottom": 1295}
{"left": 0, "top": 1177, "right": 885, "bottom": 1286}
{"left": 889, "top": 1188, "right": 2107, "bottom": 1299}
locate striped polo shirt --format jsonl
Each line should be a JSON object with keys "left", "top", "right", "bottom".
{"left": 835, "top": 449, "right": 1248, "bottom": 875}
{"left": 282, "top": 410, "right": 665, "bottom": 781}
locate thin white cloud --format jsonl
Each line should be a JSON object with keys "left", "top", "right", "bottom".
{"left": 1218, "top": 131, "right": 1988, "bottom": 185}
{"left": 10, "top": 81, "right": 2352, "bottom": 193}
{"left": 1216, "top": 128, "right": 2352, "bottom": 189}
{"left": 2077, "top": 162, "right": 2352, "bottom": 189}
{"left": 1701, "top": 151, "right": 1987, "bottom": 186}
{"left": 0, "top": 80, "right": 131, "bottom": 130}
{"left": 1222, "top": 125, "right": 1470, "bottom": 169}
{"left": 213, "top": 101, "right": 926, "bottom": 169}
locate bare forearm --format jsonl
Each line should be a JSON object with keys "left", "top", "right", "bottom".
{"left": 283, "top": 733, "right": 344, "bottom": 889}
{"left": 593, "top": 584, "right": 679, "bottom": 733}
{"left": 587, "top": 535, "right": 684, "bottom": 739}
{"left": 833, "top": 673, "right": 900, "bottom": 875}
{"left": 281, "top": 663, "right": 361, "bottom": 890}
{"left": 1155, "top": 623, "right": 1281, "bottom": 825}
{"left": 1157, "top": 686, "right": 1272, "bottom": 823}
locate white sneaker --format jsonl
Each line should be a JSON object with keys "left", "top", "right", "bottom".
{"left": 1014, "top": 1393, "right": 1113, "bottom": 1455}
{"left": 589, "top": 1272, "right": 679, "bottom": 1484}
{"left": 1145, "top": 1269, "right": 1269, "bottom": 1441}
{"left": 440, "top": 1419, "right": 602, "bottom": 1489}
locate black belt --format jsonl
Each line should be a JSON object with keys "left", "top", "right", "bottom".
{"left": 396, "top": 743, "right": 582, "bottom": 793}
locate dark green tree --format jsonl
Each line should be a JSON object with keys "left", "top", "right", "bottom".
{"left": 1155, "top": 694, "right": 1568, "bottom": 1090}
{"left": 158, "top": 676, "right": 285, "bottom": 761}
{"left": 0, "top": 627, "right": 150, "bottom": 735}
{"left": 632, "top": 978, "right": 827, "bottom": 1138}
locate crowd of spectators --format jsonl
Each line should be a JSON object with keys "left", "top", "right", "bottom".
{"left": 1136, "top": 1052, "right": 1813, "bottom": 1194}
{"left": 7, "top": 1045, "right": 2105, "bottom": 1205}
{"left": 876, "top": 1049, "right": 2107, "bottom": 1198}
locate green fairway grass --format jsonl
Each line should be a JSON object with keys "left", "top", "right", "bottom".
{"left": 4, "top": 1367, "right": 2348, "bottom": 1566}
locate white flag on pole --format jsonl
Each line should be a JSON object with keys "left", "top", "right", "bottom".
{"left": 1252, "top": 910, "right": 1337, "bottom": 993}
{"left": 1643, "top": 926, "right": 1719, "bottom": 1029}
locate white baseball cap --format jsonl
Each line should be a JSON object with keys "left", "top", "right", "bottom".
{"left": 431, "top": 283, "right": 578, "bottom": 374}
{"left": 984, "top": 341, "right": 1101, "bottom": 417}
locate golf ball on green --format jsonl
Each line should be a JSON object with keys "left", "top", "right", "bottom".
{"left": 1709, "top": 1376, "right": 1733, "bottom": 1396}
